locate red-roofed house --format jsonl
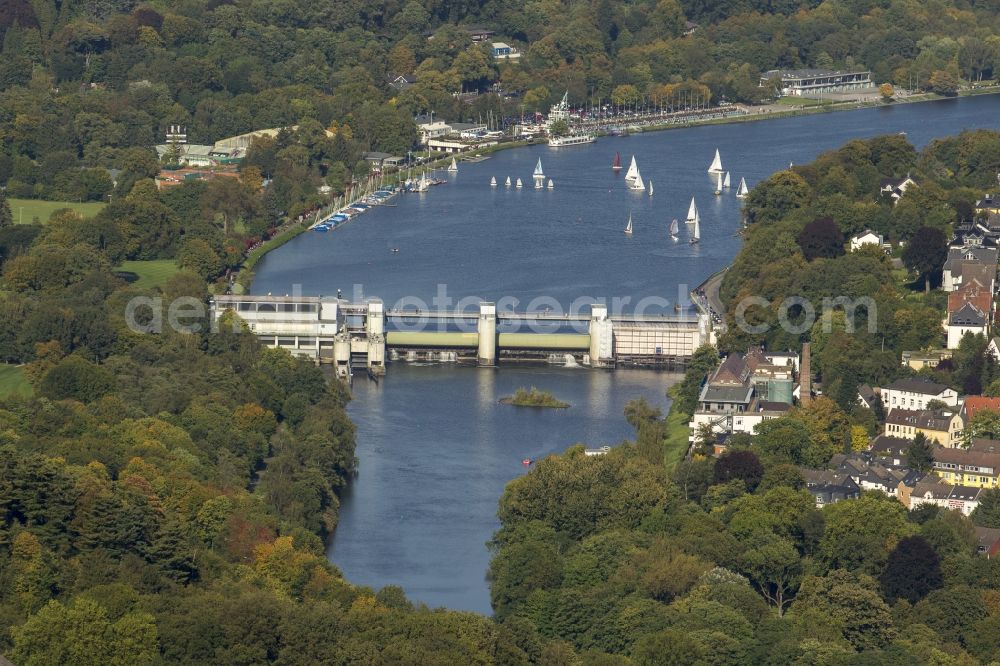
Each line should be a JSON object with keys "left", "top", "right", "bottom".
{"left": 961, "top": 396, "right": 1000, "bottom": 424}
{"left": 948, "top": 279, "right": 993, "bottom": 316}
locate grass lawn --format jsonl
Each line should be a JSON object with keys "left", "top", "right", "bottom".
{"left": 115, "top": 260, "right": 180, "bottom": 290}
{"left": 9, "top": 198, "right": 106, "bottom": 224}
{"left": 0, "top": 365, "right": 32, "bottom": 398}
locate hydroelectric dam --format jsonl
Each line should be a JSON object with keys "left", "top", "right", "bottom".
{"left": 209, "top": 294, "right": 712, "bottom": 376}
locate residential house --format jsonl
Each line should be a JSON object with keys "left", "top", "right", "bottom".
{"left": 386, "top": 74, "right": 416, "bottom": 93}
{"left": 988, "top": 336, "right": 1000, "bottom": 362}
{"left": 961, "top": 397, "right": 1000, "bottom": 425}
{"left": 947, "top": 303, "right": 988, "bottom": 349}
{"left": 909, "top": 480, "right": 985, "bottom": 516}
{"left": 868, "top": 435, "right": 912, "bottom": 465}
{"left": 942, "top": 246, "right": 999, "bottom": 292}
{"left": 900, "top": 349, "right": 952, "bottom": 371}
{"left": 932, "top": 446, "right": 1000, "bottom": 488}
{"left": 976, "top": 194, "right": 1000, "bottom": 217}
{"left": 880, "top": 378, "right": 958, "bottom": 410}
{"left": 857, "top": 384, "right": 880, "bottom": 410}
{"left": 849, "top": 229, "right": 883, "bottom": 251}
{"left": 688, "top": 352, "right": 796, "bottom": 443}
{"left": 491, "top": 42, "right": 520, "bottom": 59}
{"left": 799, "top": 469, "right": 861, "bottom": 507}
{"left": 915, "top": 409, "right": 964, "bottom": 447}
{"left": 885, "top": 408, "right": 920, "bottom": 439}
{"left": 975, "top": 527, "right": 1000, "bottom": 558}
{"left": 829, "top": 452, "right": 923, "bottom": 498}
{"left": 948, "top": 278, "right": 993, "bottom": 315}
{"left": 879, "top": 176, "right": 917, "bottom": 203}
{"left": 465, "top": 27, "right": 495, "bottom": 42}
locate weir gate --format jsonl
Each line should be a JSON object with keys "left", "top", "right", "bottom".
{"left": 209, "top": 295, "right": 710, "bottom": 377}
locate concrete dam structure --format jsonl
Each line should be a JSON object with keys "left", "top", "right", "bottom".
{"left": 210, "top": 295, "right": 710, "bottom": 376}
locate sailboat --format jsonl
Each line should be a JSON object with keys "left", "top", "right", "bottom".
{"left": 629, "top": 170, "right": 645, "bottom": 191}
{"left": 723, "top": 172, "right": 731, "bottom": 188}
{"left": 648, "top": 180, "right": 653, "bottom": 197}
{"left": 669, "top": 218, "right": 679, "bottom": 239}
{"left": 547, "top": 178, "right": 554, "bottom": 189}
{"left": 708, "top": 149, "right": 723, "bottom": 173}
{"left": 690, "top": 214, "right": 700, "bottom": 244}
{"left": 624, "top": 211, "right": 633, "bottom": 235}
{"left": 736, "top": 177, "right": 749, "bottom": 199}
{"left": 686, "top": 197, "right": 698, "bottom": 223}
{"left": 490, "top": 176, "right": 497, "bottom": 187}
{"left": 625, "top": 156, "right": 639, "bottom": 182}
{"left": 612, "top": 152, "right": 622, "bottom": 171}
{"left": 448, "top": 157, "right": 458, "bottom": 172}
{"left": 714, "top": 172, "right": 723, "bottom": 196}
{"left": 505, "top": 176, "right": 511, "bottom": 187}
{"left": 533, "top": 158, "right": 545, "bottom": 189}
{"left": 515, "top": 177, "right": 523, "bottom": 188}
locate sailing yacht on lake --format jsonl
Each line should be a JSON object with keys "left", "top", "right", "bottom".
{"left": 629, "top": 170, "right": 645, "bottom": 191}
{"left": 723, "top": 172, "right": 731, "bottom": 188}
{"left": 714, "top": 172, "right": 723, "bottom": 196}
{"left": 690, "top": 214, "right": 700, "bottom": 244}
{"left": 736, "top": 177, "right": 749, "bottom": 199}
{"left": 625, "top": 156, "right": 639, "bottom": 182}
{"left": 708, "top": 149, "right": 723, "bottom": 173}
{"left": 490, "top": 176, "right": 497, "bottom": 187}
{"left": 669, "top": 218, "right": 679, "bottom": 239}
{"left": 515, "top": 177, "right": 523, "bottom": 188}
{"left": 686, "top": 197, "right": 699, "bottom": 223}
{"left": 448, "top": 157, "right": 458, "bottom": 172}
{"left": 648, "top": 180, "right": 653, "bottom": 197}
{"left": 533, "top": 158, "right": 545, "bottom": 189}
{"left": 612, "top": 152, "right": 622, "bottom": 171}
{"left": 505, "top": 176, "right": 511, "bottom": 187}
{"left": 624, "top": 212, "right": 633, "bottom": 235}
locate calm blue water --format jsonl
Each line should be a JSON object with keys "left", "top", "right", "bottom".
{"left": 252, "top": 95, "right": 1000, "bottom": 614}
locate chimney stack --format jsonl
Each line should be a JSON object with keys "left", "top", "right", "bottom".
{"left": 800, "top": 342, "right": 811, "bottom": 406}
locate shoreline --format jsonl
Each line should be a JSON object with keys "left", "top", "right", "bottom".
{"left": 236, "top": 88, "right": 1000, "bottom": 293}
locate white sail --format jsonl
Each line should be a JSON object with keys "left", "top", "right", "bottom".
{"left": 625, "top": 156, "right": 639, "bottom": 181}
{"left": 448, "top": 157, "right": 458, "bottom": 172}
{"left": 490, "top": 176, "right": 497, "bottom": 187}
{"left": 723, "top": 172, "right": 731, "bottom": 188}
{"left": 708, "top": 149, "right": 723, "bottom": 173}
{"left": 691, "top": 215, "right": 700, "bottom": 243}
{"left": 515, "top": 177, "right": 523, "bottom": 188}
{"left": 505, "top": 176, "right": 511, "bottom": 187}
{"left": 547, "top": 178, "right": 554, "bottom": 189}
{"left": 533, "top": 158, "right": 544, "bottom": 177}
{"left": 686, "top": 197, "right": 698, "bottom": 222}
{"left": 630, "top": 171, "right": 645, "bottom": 191}
{"left": 715, "top": 172, "right": 723, "bottom": 195}
{"left": 736, "top": 177, "right": 749, "bottom": 198}
{"left": 670, "top": 219, "right": 679, "bottom": 236}
{"left": 648, "top": 179, "right": 653, "bottom": 197}
{"left": 625, "top": 212, "right": 633, "bottom": 235}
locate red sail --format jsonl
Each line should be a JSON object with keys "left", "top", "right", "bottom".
{"left": 612, "top": 152, "right": 622, "bottom": 169}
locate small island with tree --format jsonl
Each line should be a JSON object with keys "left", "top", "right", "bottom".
{"left": 500, "top": 387, "right": 570, "bottom": 408}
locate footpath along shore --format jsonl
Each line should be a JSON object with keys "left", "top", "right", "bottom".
{"left": 232, "top": 86, "right": 1000, "bottom": 292}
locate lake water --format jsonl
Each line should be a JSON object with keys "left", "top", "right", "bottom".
{"left": 252, "top": 95, "right": 1000, "bottom": 614}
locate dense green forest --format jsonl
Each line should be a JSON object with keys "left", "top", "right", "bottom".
{"left": 489, "top": 421, "right": 1000, "bottom": 664}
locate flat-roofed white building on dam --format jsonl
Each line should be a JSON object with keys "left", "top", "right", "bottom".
{"left": 761, "top": 69, "right": 873, "bottom": 97}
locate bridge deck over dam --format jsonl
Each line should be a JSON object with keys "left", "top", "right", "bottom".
{"left": 210, "top": 295, "right": 709, "bottom": 376}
